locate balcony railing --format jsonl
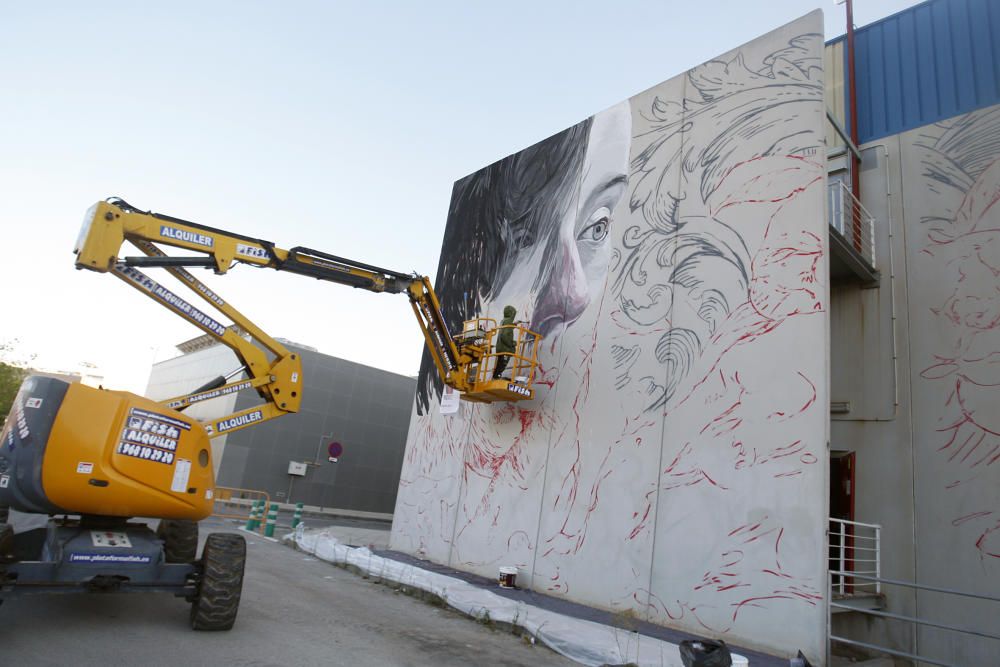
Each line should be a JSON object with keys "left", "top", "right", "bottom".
{"left": 828, "top": 180, "right": 876, "bottom": 273}
{"left": 828, "top": 517, "right": 881, "bottom": 597}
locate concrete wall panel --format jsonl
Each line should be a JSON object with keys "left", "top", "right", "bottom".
{"left": 639, "top": 19, "right": 829, "bottom": 649}
{"left": 392, "top": 402, "right": 470, "bottom": 565}
{"left": 897, "top": 104, "right": 1000, "bottom": 665}
{"left": 834, "top": 103, "right": 1000, "bottom": 664}
{"left": 525, "top": 93, "right": 667, "bottom": 608}
{"left": 392, "top": 12, "right": 828, "bottom": 660}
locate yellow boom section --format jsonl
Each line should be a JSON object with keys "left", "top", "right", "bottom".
{"left": 73, "top": 199, "right": 540, "bottom": 433}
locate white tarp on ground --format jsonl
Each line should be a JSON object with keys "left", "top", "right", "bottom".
{"left": 286, "top": 526, "right": 749, "bottom": 667}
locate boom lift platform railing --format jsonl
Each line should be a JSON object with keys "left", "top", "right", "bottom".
{"left": 453, "top": 318, "right": 541, "bottom": 399}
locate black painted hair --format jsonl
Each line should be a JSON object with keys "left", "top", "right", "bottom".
{"left": 415, "top": 118, "right": 593, "bottom": 415}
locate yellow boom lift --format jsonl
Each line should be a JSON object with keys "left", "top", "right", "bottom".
{"left": 0, "top": 197, "right": 540, "bottom": 629}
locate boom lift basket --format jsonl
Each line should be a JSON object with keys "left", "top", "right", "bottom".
{"left": 460, "top": 321, "right": 540, "bottom": 403}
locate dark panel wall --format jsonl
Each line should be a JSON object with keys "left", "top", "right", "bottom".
{"left": 215, "top": 345, "right": 415, "bottom": 513}
{"left": 829, "top": 0, "right": 1000, "bottom": 143}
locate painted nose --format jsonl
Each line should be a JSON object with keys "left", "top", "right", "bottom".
{"left": 533, "top": 238, "right": 589, "bottom": 338}
{"left": 560, "top": 243, "right": 590, "bottom": 324}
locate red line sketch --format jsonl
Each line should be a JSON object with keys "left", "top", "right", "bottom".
{"left": 915, "top": 108, "right": 1000, "bottom": 563}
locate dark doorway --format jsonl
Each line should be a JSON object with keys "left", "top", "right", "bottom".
{"left": 829, "top": 451, "right": 855, "bottom": 593}
{"left": 830, "top": 451, "right": 854, "bottom": 521}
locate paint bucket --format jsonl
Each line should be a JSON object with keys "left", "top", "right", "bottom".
{"left": 498, "top": 566, "right": 518, "bottom": 588}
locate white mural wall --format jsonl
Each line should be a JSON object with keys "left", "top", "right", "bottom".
{"left": 901, "top": 103, "right": 1000, "bottom": 664}
{"left": 392, "top": 12, "right": 828, "bottom": 659}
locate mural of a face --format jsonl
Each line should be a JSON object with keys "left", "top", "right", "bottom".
{"left": 492, "top": 102, "right": 632, "bottom": 343}
{"left": 413, "top": 103, "right": 631, "bottom": 414}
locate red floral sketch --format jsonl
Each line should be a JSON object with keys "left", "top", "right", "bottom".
{"left": 916, "top": 108, "right": 1000, "bottom": 563}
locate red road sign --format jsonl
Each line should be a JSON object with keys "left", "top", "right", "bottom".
{"left": 328, "top": 441, "right": 343, "bottom": 459}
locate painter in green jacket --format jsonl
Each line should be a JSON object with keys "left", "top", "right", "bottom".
{"left": 492, "top": 305, "right": 517, "bottom": 379}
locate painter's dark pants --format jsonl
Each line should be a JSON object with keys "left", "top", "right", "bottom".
{"left": 493, "top": 354, "right": 510, "bottom": 379}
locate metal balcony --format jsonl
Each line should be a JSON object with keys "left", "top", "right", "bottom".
{"left": 826, "top": 109, "right": 880, "bottom": 288}
{"left": 828, "top": 180, "right": 879, "bottom": 286}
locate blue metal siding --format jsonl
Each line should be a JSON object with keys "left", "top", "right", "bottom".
{"left": 832, "top": 0, "right": 1000, "bottom": 143}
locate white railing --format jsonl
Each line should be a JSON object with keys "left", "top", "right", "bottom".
{"left": 828, "top": 517, "right": 881, "bottom": 596}
{"left": 828, "top": 180, "right": 877, "bottom": 271}
{"left": 827, "top": 572, "right": 1000, "bottom": 667}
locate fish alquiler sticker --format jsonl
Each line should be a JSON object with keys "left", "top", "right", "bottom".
{"left": 116, "top": 408, "right": 191, "bottom": 465}
{"left": 121, "top": 408, "right": 189, "bottom": 451}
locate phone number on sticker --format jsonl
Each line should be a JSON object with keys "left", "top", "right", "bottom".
{"left": 117, "top": 442, "right": 175, "bottom": 465}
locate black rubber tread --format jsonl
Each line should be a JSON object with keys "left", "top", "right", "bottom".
{"left": 190, "top": 533, "right": 246, "bottom": 631}
{"left": 157, "top": 519, "right": 199, "bottom": 563}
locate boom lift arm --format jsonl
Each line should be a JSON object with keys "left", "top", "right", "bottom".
{"left": 0, "top": 197, "right": 539, "bottom": 617}
{"left": 74, "top": 199, "right": 540, "bottom": 436}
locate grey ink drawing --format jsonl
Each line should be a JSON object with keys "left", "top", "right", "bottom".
{"left": 603, "top": 32, "right": 828, "bottom": 632}
{"left": 612, "top": 34, "right": 824, "bottom": 412}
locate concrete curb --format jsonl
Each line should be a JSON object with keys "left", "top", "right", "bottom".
{"left": 239, "top": 526, "right": 279, "bottom": 543}
{"left": 219, "top": 497, "right": 392, "bottom": 523}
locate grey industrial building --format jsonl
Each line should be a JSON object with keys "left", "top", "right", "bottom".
{"left": 145, "top": 330, "right": 414, "bottom": 515}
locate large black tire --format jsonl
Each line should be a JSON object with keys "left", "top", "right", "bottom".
{"left": 157, "top": 519, "right": 199, "bottom": 563}
{"left": 190, "top": 533, "right": 246, "bottom": 631}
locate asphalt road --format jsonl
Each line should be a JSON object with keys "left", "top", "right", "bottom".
{"left": 2, "top": 515, "right": 575, "bottom": 667}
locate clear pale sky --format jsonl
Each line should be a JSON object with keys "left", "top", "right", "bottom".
{"left": 1, "top": 0, "right": 917, "bottom": 393}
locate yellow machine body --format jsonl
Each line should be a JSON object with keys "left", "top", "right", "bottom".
{"left": 41, "top": 383, "right": 214, "bottom": 520}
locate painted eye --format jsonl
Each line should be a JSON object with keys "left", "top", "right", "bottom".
{"left": 579, "top": 216, "right": 610, "bottom": 242}
{"left": 578, "top": 205, "right": 612, "bottom": 243}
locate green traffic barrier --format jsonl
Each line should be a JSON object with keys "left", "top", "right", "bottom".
{"left": 264, "top": 502, "right": 279, "bottom": 538}
{"left": 244, "top": 500, "right": 257, "bottom": 531}
{"left": 246, "top": 498, "right": 263, "bottom": 532}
